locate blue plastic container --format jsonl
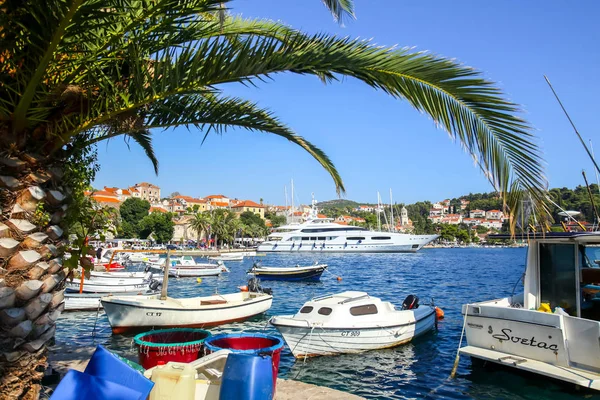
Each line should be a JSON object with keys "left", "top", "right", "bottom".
{"left": 203, "top": 332, "right": 284, "bottom": 390}
{"left": 50, "top": 370, "right": 146, "bottom": 400}
{"left": 51, "top": 345, "right": 153, "bottom": 400}
{"left": 219, "top": 353, "right": 274, "bottom": 400}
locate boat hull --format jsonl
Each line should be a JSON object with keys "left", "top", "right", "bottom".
{"left": 64, "top": 291, "right": 157, "bottom": 311}
{"left": 168, "top": 267, "right": 222, "bottom": 277}
{"left": 253, "top": 267, "right": 326, "bottom": 282}
{"left": 65, "top": 280, "right": 149, "bottom": 293}
{"left": 272, "top": 309, "right": 435, "bottom": 357}
{"left": 102, "top": 294, "right": 273, "bottom": 334}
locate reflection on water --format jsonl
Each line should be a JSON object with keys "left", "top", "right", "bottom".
{"left": 55, "top": 249, "right": 600, "bottom": 400}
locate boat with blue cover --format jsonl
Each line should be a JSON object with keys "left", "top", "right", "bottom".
{"left": 249, "top": 262, "right": 327, "bottom": 281}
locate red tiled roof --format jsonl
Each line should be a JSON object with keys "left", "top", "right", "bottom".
{"left": 211, "top": 201, "right": 229, "bottom": 207}
{"left": 336, "top": 221, "right": 348, "bottom": 225}
{"left": 488, "top": 210, "right": 501, "bottom": 213}
{"left": 92, "top": 190, "right": 117, "bottom": 197}
{"left": 149, "top": 206, "right": 167, "bottom": 213}
{"left": 103, "top": 187, "right": 118, "bottom": 193}
{"left": 232, "top": 200, "right": 264, "bottom": 208}
{"left": 93, "top": 196, "right": 121, "bottom": 203}
{"left": 317, "top": 214, "right": 327, "bottom": 218}
{"left": 206, "top": 194, "right": 227, "bottom": 199}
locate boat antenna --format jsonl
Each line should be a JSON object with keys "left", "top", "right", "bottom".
{"left": 545, "top": 75, "right": 600, "bottom": 175}
{"left": 590, "top": 140, "right": 600, "bottom": 196}
{"left": 582, "top": 170, "right": 600, "bottom": 229}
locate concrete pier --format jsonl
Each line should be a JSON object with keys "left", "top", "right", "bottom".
{"left": 47, "top": 345, "right": 363, "bottom": 400}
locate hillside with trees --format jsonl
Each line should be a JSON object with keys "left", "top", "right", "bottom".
{"left": 316, "top": 184, "right": 599, "bottom": 242}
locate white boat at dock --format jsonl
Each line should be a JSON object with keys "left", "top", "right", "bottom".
{"left": 209, "top": 253, "right": 244, "bottom": 262}
{"left": 148, "top": 255, "right": 226, "bottom": 277}
{"left": 101, "top": 291, "right": 273, "bottom": 334}
{"left": 65, "top": 279, "right": 151, "bottom": 293}
{"left": 459, "top": 232, "right": 600, "bottom": 391}
{"left": 64, "top": 291, "right": 158, "bottom": 311}
{"left": 271, "top": 291, "right": 436, "bottom": 358}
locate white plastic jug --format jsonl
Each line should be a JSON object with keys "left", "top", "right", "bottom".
{"left": 150, "top": 362, "right": 196, "bottom": 400}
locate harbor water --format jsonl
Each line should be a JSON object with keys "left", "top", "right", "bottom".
{"left": 55, "top": 248, "right": 600, "bottom": 399}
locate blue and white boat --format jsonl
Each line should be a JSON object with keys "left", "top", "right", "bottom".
{"left": 249, "top": 262, "right": 327, "bottom": 282}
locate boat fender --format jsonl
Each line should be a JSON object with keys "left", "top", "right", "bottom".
{"left": 401, "top": 295, "right": 419, "bottom": 310}
{"left": 435, "top": 306, "right": 444, "bottom": 320}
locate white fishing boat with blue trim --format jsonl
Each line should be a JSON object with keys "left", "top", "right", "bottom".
{"left": 270, "top": 291, "right": 436, "bottom": 358}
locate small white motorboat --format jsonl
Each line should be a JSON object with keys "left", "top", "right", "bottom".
{"left": 101, "top": 290, "right": 273, "bottom": 334}
{"left": 65, "top": 279, "right": 152, "bottom": 293}
{"left": 209, "top": 253, "right": 244, "bottom": 262}
{"left": 271, "top": 291, "right": 436, "bottom": 358}
{"left": 64, "top": 290, "right": 159, "bottom": 311}
{"left": 90, "top": 270, "right": 162, "bottom": 280}
{"left": 149, "top": 256, "right": 226, "bottom": 277}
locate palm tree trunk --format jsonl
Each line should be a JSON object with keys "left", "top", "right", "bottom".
{"left": 0, "top": 153, "right": 67, "bottom": 399}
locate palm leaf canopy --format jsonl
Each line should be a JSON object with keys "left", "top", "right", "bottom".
{"left": 0, "top": 0, "right": 548, "bottom": 227}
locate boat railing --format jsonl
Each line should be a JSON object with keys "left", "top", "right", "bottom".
{"left": 339, "top": 294, "right": 370, "bottom": 304}
{"left": 311, "top": 293, "right": 335, "bottom": 301}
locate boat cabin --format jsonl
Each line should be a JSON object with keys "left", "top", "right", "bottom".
{"left": 292, "top": 291, "right": 414, "bottom": 326}
{"left": 497, "top": 232, "right": 600, "bottom": 320}
{"left": 462, "top": 232, "right": 600, "bottom": 390}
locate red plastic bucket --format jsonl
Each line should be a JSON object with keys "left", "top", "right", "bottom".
{"left": 133, "top": 328, "right": 211, "bottom": 369}
{"left": 204, "top": 333, "right": 284, "bottom": 391}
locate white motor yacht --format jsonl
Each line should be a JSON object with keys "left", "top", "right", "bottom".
{"left": 258, "top": 197, "right": 437, "bottom": 253}
{"left": 459, "top": 232, "right": 600, "bottom": 390}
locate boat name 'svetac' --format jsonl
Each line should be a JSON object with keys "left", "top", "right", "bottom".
{"left": 491, "top": 328, "right": 559, "bottom": 351}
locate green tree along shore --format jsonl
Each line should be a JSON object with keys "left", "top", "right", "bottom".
{"left": 318, "top": 184, "right": 600, "bottom": 243}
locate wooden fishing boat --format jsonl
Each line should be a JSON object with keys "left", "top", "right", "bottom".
{"left": 271, "top": 291, "right": 436, "bottom": 358}
{"left": 101, "top": 291, "right": 273, "bottom": 334}
{"left": 249, "top": 263, "right": 327, "bottom": 281}
{"left": 64, "top": 291, "right": 158, "bottom": 311}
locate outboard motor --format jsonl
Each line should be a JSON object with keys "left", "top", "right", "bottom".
{"left": 401, "top": 295, "right": 419, "bottom": 310}
{"left": 149, "top": 279, "right": 162, "bottom": 291}
{"left": 247, "top": 277, "right": 272, "bottom": 295}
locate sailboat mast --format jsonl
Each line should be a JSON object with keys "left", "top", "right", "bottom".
{"left": 390, "top": 188, "right": 394, "bottom": 232}
{"left": 291, "top": 179, "right": 295, "bottom": 224}
{"left": 284, "top": 186, "right": 289, "bottom": 223}
{"left": 377, "top": 192, "right": 381, "bottom": 232}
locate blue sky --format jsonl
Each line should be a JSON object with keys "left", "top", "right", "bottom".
{"left": 93, "top": 0, "right": 600, "bottom": 206}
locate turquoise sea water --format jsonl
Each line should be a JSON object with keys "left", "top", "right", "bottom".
{"left": 55, "top": 249, "right": 600, "bottom": 399}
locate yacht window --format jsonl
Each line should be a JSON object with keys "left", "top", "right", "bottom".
{"left": 318, "top": 307, "right": 333, "bottom": 315}
{"left": 300, "top": 306, "right": 313, "bottom": 314}
{"left": 372, "top": 236, "right": 391, "bottom": 240}
{"left": 310, "top": 237, "right": 317, "bottom": 241}
{"left": 412, "top": 244, "right": 419, "bottom": 249}
{"left": 347, "top": 237, "right": 365, "bottom": 240}
{"left": 302, "top": 237, "right": 310, "bottom": 241}
{"left": 317, "top": 237, "right": 326, "bottom": 241}
{"left": 350, "top": 304, "right": 378, "bottom": 316}
{"left": 269, "top": 236, "right": 283, "bottom": 241}
{"left": 539, "top": 243, "right": 577, "bottom": 316}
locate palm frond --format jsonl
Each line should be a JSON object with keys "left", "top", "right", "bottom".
{"left": 321, "top": 0, "right": 355, "bottom": 23}
{"left": 82, "top": 94, "right": 345, "bottom": 194}
{"left": 127, "top": 130, "right": 159, "bottom": 175}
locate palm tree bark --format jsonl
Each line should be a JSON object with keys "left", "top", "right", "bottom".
{"left": 0, "top": 154, "right": 67, "bottom": 399}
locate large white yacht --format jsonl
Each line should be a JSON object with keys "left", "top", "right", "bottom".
{"left": 258, "top": 198, "right": 438, "bottom": 253}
